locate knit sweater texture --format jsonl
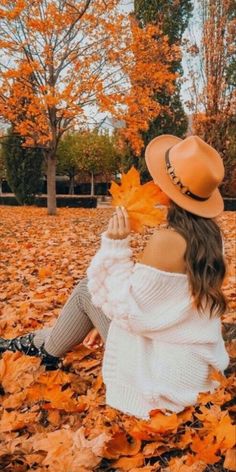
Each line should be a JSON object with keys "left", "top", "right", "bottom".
{"left": 86, "top": 231, "right": 229, "bottom": 420}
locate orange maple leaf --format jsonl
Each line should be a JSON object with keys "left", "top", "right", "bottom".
{"left": 129, "top": 410, "right": 180, "bottom": 441}
{"left": 26, "top": 383, "right": 86, "bottom": 412}
{"left": 103, "top": 431, "right": 141, "bottom": 459}
{"left": 214, "top": 413, "right": 236, "bottom": 451}
{"left": 223, "top": 448, "right": 236, "bottom": 471}
{"left": 0, "top": 351, "right": 41, "bottom": 394}
{"left": 194, "top": 403, "right": 236, "bottom": 450}
{"left": 0, "top": 409, "right": 38, "bottom": 433}
{"left": 145, "top": 411, "right": 180, "bottom": 434}
{"left": 189, "top": 433, "right": 221, "bottom": 465}
{"left": 109, "top": 166, "right": 170, "bottom": 233}
{"left": 167, "top": 456, "right": 206, "bottom": 472}
{"left": 112, "top": 452, "right": 144, "bottom": 470}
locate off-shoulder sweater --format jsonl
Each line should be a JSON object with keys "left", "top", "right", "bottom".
{"left": 86, "top": 231, "right": 229, "bottom": 420}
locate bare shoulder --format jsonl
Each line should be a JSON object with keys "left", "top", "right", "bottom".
{"left": 139, "top": 229, "right": 187, "bottom": 274}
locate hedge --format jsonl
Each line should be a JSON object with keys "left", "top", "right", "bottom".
{"left": 223, "top": 198, "right": 236, "bottom": 211}
{"left": 1, "top": 180, "right": 110, "bottom": 196}
{"left": 0, "top": 194, "right": 235, "bottom": 210}
{"left": 0, "top": 195, "right": 97, "bottom": 208}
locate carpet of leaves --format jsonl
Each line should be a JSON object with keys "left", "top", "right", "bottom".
{"left": 0, "top": 207, "right": 235, "bottom": 472}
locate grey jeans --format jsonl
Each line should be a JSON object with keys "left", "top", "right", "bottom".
{"left": 33, "top": 277, "right": 111, "bottom": 357}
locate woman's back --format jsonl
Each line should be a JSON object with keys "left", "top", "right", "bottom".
{"left": 140, "top": 226, "right": 188, "bottom": 275}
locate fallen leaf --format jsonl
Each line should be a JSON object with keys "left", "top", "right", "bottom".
{"left": 223, "top": 448, "right": 236, "bottom": 471}
{"left": 103, "top": 431, "right": 142, "bottom": 459}
{"left": 112, "top": 452, "right": 144, "bottom": 470}
{"left": 0, "top": 207, "right": 234, "bottom": 471}
{"left": 190, "top": 434, "right": 221, "bottom": 464}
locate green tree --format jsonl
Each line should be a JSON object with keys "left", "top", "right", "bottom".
{"left": 134, "top": 0, "right": 193, "bottom": 149}
{"left": 56, "top": 133, "right": 81, "bottom": 195}
{"left": 81, "top": 130, "right": 121, "bottom": 196}
{"left": 2, "top": 129, "right": 44, "bottom": 205}
{"left": 57, "top": 130, "right": 121, "bottom": 196}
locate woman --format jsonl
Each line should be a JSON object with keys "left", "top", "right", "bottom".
{"left": 0, "top": 134, "right": 230, "bottom": 420}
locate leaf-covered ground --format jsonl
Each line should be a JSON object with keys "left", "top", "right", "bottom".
{"left": 0, "top": 207, "right": 235, "bottom": 472}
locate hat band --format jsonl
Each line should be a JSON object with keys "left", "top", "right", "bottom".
{"left": 165, "top": 147, "right": 210, "bottom": 201}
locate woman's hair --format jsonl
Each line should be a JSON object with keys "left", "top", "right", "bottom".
{"left": 166, "top": 199, "right": 229, "bottom": 318}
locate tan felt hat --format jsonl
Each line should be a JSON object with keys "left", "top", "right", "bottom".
{"left": 145, "top": 134, "right": 225, "bottom": 218}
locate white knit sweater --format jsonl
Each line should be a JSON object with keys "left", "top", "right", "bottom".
{"left": 86, "top": 231, "right": 229, "bottom": 420}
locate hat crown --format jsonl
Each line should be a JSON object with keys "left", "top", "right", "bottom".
{"left": 168, "top": 135, "right": 224, "bottom": 198}
{"left": 144, "top": 133, "right": 225, "bottom": 217}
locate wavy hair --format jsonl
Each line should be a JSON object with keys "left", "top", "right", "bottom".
{"left": 166, "top": 200, "right": 229, "bottom": 318}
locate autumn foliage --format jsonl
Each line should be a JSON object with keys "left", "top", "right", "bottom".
{"left": 0, "top": 0, "right": 180, "bottom": 214}
{"left": 0, "top": 205, "right": 235, "bottom": 472}
{"left": 186, "top": 0, "right": 236, "bottom": 197}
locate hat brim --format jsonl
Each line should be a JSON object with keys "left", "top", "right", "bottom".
{"left": 145, "top": 134, "right": 224, "bottom": 218}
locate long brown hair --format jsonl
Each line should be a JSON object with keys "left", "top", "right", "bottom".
{"left": 166, "top": 200, "right": 229, "bottom": 318}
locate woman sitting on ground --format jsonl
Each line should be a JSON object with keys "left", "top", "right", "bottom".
{"left": 0, "top": 134, "right": 229, "bottom": 420}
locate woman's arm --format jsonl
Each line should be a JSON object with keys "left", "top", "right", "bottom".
{"left": 86, "top": 230, "right": 135, "bottom": 323}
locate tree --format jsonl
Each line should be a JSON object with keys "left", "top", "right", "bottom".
{"left": 56, "top": 132, "right": 81, "bottom": 195}
{"left": 0, "top": 141, "right": 7, "bottom": 194}
{"left": 2, "top": 129, "right": 44, "bottom": 205}
{"left": 57, "top": 129, "right": 120, "bottom": 195}
{"left": 0, "top": 0, "right": 179, "bottom": 214}
{"left": 80, "top": 130, "right": 120, "bottom": 196}
{"left": 184, "top": 0, "right": 236, "bottom": 196}
{"left": 134, "top": 0, "right": 193, "bottom": 149}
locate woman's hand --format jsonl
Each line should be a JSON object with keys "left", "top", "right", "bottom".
{"left": 82, "top": 328, "right": 103, "bottom": 349}
{"left": 106, "top": 206, "right": 131, "bottom": 240}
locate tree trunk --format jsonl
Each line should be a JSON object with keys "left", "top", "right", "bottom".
{"left": 47, "top": 155, "right": 57, "bottom": 215}
{"left": 0, "top": 180, "right": 2, "bottom": 194}
{"left": 91, "top": 171, "right": 95, "bottom": 196}
{"left": 69, "top": 175, "right": 75, "bottom": 195}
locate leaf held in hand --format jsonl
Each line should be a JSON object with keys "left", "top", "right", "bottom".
{"left": 109, "top": 166, "right": 170, "bottom": 232}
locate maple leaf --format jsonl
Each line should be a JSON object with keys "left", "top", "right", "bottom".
{"left": 142, "top": 439, "right": 171, "bottom": 457}
{"left": 47, "top": 409, "right": 61, "bottom": 426}
{"left": 146, "top": 411, "right": 180, "bottom": 434}
{"left": 112, "top": 452, "right": 144, "bottom": 470}
{"left": 0, "top": 409, "right": 38, "bottom": 433}
{"left": 177, "top": 429, "right": 195, "bottom": 449}
{"left": 109, "top": 166, "right": 170, "bottom": 232}
{"left": 129, "top": 410, "right": 180, "bottom": 441}
{"left": 32, "top": 427, "right": 109, "bottom": 472}
{"left": 223, "top": 448, "right": 236, "bottom": 471}
{"left": 103, "top": 431, "right": 141, "bottom": 459}
{"left": 2, "top": 390, "right": 27, "bottom": 409}
{"left": 194, "top": 403, "right": 236, "bottom": 450}
{"left": 214, "top": 414, "right": 236, "bottom": 451}
{"left": 26, "top": 383, "right": 86, "bottom": 412}
{"left": 189, "top": 433, "right": 221, "bottom": 464}
{"left": 196, "top": 385, "right": 232, "bottom": 406}
{"left": 166, "top": 456, "right": 206, "bottom": 472}
{"left": 0, "top": 351, "right": 41, "bottom": 394}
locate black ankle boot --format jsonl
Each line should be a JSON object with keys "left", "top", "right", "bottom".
{"left": 38, "top": 343, "right": 63, "bottom": 371}
{"left": 0, "top": 333, "right": 40, "bottom": 356}
{"left": 0, "top": 334, "right": 62, "bottom": 371}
